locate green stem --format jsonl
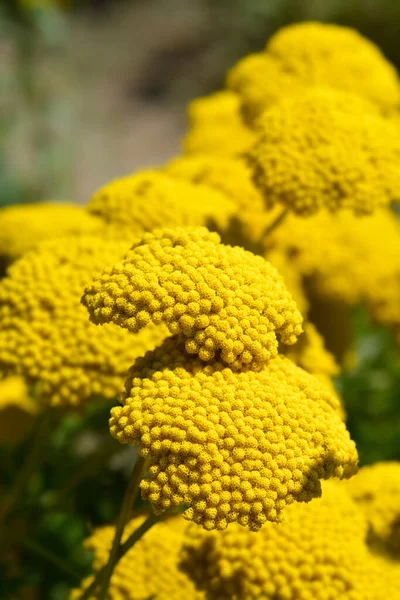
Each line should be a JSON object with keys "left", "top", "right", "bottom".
{"left": 97, "top": 455, "right": 147, "bottom": 600}
{"left": 22, "top": 538, "right": 82, "bottom": 582}
{"left": 262, "top": 207, "right": 289, "bottom": 239}
{"left": 0, "top": 410, "right": 57, "bottom": 529}
{"left": 80, "top": 512, "right": 160, "bottom": 600}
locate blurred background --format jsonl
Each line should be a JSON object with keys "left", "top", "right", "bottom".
{"left": 2, "top": 0, "right": 400, "bottom": 207}
{"left": 1, "top": 2, "right": 400, "bottom": 598}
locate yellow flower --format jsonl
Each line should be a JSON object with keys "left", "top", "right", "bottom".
{"left": 249, "top": 88, "right": 400, "bottom": 216}
{"left": 265, "top": 208, "right": 400, "bottom": 335}
{"left": 181, "top": 480, "right": 400, "bottom": 599}
{"left": 0, "top": 203, "right": 103, "bottom": 265}
{"left": 70, "top": 515, "right": 203, "bottom": 600}
{"left": 283, "top": 322, "right": 338, "bottom": 379}
{"left": 0, "top": 376, "right": 37, "bottom": 444}
{"left": 82, "top": 227, "right": 303, "bottom": 369}
{"left": 183, "top": 90, "right": 256, "bottom": 156}
{"left": 87, "top": 169, "right": 235, "bottom": 238}
{"left": 164, "top": 154, "right": 273, "bottom": 244}
{"left": 0, "top": 236, "right": 168, "bottom": 407}
{"left": 346, "top": 462, "right": 400, "bottom": 558}
{"left": 109, "top": 337, "right": 357, "bottom": 531}
{"left": 227, "top": 22, "right": 400, "bottom": 123}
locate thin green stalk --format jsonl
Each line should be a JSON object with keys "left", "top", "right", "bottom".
{"left": 97, "top": 455, "right": 147, "bottom": 600}
{"left": 262, "top": 207, "right": 289, "bottom": 239}
{"left": 80, "top": 512, "right": 160, "bottom": 600}
{"left": 0, "top": 410, "right": 57, "bottom": 529}
{"left": 23, "top": 538, "right": 82, "bottom": 582}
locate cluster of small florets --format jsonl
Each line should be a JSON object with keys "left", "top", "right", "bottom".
{"left": 248, "top": 88, "right": 400, "bottom": 216}
{"left": 0, "top": 236, "right": 167, "bottom": 406}
{"left": 108, "top": 336, "right": 356, "bottom": 531}
{"left": 71, "top": 515, "right": 203, "bottom": 600}
{"left": 0, "top": 376, "right": 37, "bottom": 444}
{"left": 83, "top": 227, "right": 303, "bottom": 369}
{"left": 182, "top": 90, "right": 256, "bottom": 156}
{"left": 345, "top": 462, "right": 400, "bottom": 558}
{"left": 181, "top": 479, "right": 400, "bottom": 599}
{"left": 227, "top": 21, "right": 400, "bottom": 123}
{"left": 0, "top": 203, "right": 103, "bottom": 265}
{"left": 87, "top": 169, "right": 235, "bottom": 238}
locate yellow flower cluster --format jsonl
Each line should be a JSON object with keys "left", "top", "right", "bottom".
{"left": 164, "top": 154, "right": 273, "bottom": 244}
{"left": 181, "top": 479, "right": 400, "bottom": 599}
{"left": 0, "top": 203, "right": 103, "bottom": 265}
{"left": 82, "top": 227, "right": 303, "bottom": 369}
{"left": 0, "top": 236, "right": 168, "bottom": 406}
{"left": 265, "top": 208, "right": 400, "bottom": 335}
{"left": 227, "top": 21, "right": 400, "bottom": 123}
{"left": 87, "top": 169, "right": 235, "bottom": 238}
{"left": 249, "top": 88, "right": 400, "bottom": 216}
{"left": 0, "top": 376, "right": 37, "bottom": 444}
{"left": 109, "top": 336, "right": 357, "bottom": 531}
{"left": 346, "top": 462, "right": 400, "bottom": 557}
{"left": 70, "top": 515, "right": 203, "bottom": 600}
{"left": 182, "top": 90, "right": 256, "bottom": 156}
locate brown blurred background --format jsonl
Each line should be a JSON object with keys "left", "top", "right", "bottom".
{"left": 2, "top": 0, "right": 400, "bottom": 205}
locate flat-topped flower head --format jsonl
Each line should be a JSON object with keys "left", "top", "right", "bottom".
{"left": 346, "top": 462, "right": 400, "bottom": 558}
{"left": 82, "top": 227, "right": 303, "bottom": 369}
{"left": 0, "top": 236, "right": 167, "bottom": 407}
{"left": 70, "top": 515, "right": 203, "bottom": 600}
{"left": 87, "top": 169, "right": 235, "bottom": 237}
{"left": 0, "top": 203, "right": 102, "bottom": 265}
{"left": 109, "top": 337, "right": 357, "bottom": 531}
{"left": 181, "top": 480, "right": 400, "bottom": 599}
{"left": 0, "top": 376, "right": 37, "bottom": 444}
{"left": 164, "top": 154, "right": 271, "bottom": 244}
{"left": 183, "top": 90, "right": 256, "bottom": 156}
{"left": 249, "top": 88, "right": 400, "bottom": 216}
{"left": 227, "top": 22, "right": 400, "bottom": 123}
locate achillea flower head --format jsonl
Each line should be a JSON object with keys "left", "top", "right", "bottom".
{"left": 0, "top": 236, "right": 167, "bottom": 407}
{"left": 0, "top": 203, "right": 103, "bottom": 264}
{"left": 249, "top": 88, "right": 400, "bottom": 216}
{"left": 183, "top": 90, "right": 256, "bottom": 156}
{"left": 109, "top": 337, "right": 357, "bottom": 531}
{"left": 181, "top": 480, "right": 400, "bottom": 599}
{"left": 82, "top": 227, "right": 303, "bottom": 369}
{"left": 70, "top": 516, "right": 203, "bottom": 600}
{"left": 0, "top": 376, "right": 37, "bottom": 444}
{"left": 266, "top": 208, "right": 400, "bottom": 333}
{"left": 87, "top": 170, "right": 235, "bottom": 237}
{"left": 227, "top": 22, "right": 400, "bottom": 123}
{"left": 164, "top": 155, "right": 272, "bottom": 243}
{"left": 346, "top": 462, "right": 400, "bottom": 558}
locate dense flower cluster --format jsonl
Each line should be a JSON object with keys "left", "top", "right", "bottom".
{"left": 109, "top": 336, "right": 357, "bottom": 531}
{"left": 82, "top": 227, "right": 303, "bottom": 369}
{"left": 70, "top": 515, "right": 203, "bottom": 600}
{"left": 181, "top": 480, "right": 400, "bottom": 599}
{"left": 249, "top": 88, "right": 400, "bottom": 215}
{"left": 0, "top": 236, "right": 168, "bottom": 406}
{"left": 0, "top": 203, "right": 103, "bottom": 265}
{"left": 227, "top": 22, "right": 400, "bottom": 123}
{"left": 346, "top": 462, "right": 400, "bottom": 558}
{"left": 0, "top": 376, "right": 37, "bottom": 444}
{"left": 87, "top": 169, "right": 235, "bottom": 238}
{"left": 182, "top": 90, "right": 256, "bottom": 156}
{"left": 265, "top": 208, "right": 400, "bottom": 336}
{"left": 164, "top": 154, "right": 273, "bottom": 244}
